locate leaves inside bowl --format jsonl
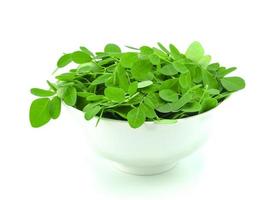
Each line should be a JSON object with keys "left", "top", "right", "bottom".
{"left": 29, "top": 42, "right": 245, "bottom": 128}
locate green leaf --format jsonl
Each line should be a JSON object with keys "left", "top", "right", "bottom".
{"left": 104, "top": 87, "right": 125, "bottom": 102}
{"left": 171, "top": 92, "right": 193, "bottom": 111}
{"left": 157, "top": 42, "right": 170, "bottom": 54}
{"left": 83, "top": 103, "right": 98, "bottom": 112}
{"left": 86, "top": 94, "right": 104, "bottom": 101}
{"left": 220, "top": 77, "right": 245, "bottom": 91}
{"left": 156, "top": 103, "right": 174, "bottom": 113}
{"left": 140, "top": 46, "right": 154, "bottom": 55}
{"left": 116, "top": 65, "right": 129, "bottom": 91}
{"left": 179, "top": 71, "right": 192, "bottom": 89}
{"left": 198, "top": 55, "right": 211, "bottom": 67}
{"left": 29, "top": 98, "right": 51, "bottom": 128}
{"left": 77, "top": 62, "right": 100, "bottom": 74}
{"left": 108, "top": 106, "right": 131, "bottom": 119}
{"left": 80, "top": 46, "right": 94, "bottom": 57}
{"left": 55, "top": 72, "right": 76, "bottom": 81}
{"left": 200, "top": 97, "right": 218, "bottom": 113}
{"left": 149, "top": 54, "right": 160, "bottom": 65}
{"left": 131, "top": 60, "right": 153, "bottom": 81}
{"left": 128, "top": 81, "right": 138, "bottom": 95}
{"left": 31, "top": 88, "right": 55, "bottom": 97}
{"left": 49, "top": 96, "right": 61, "bottom": 119}
{"left": 169, "top": 44, "right": 182, "bottom": 60}
{"left": 63, "top": 86, "right": 77, "bottom": 106}
{"left": 217, "top": 67, "right": 237, "bottom": 78}
{"left": 91, "top": 74, "right": 112, "bottom": 85}
{"left": 159, "top": 89, "right": 178, "bottom": 102}
{"left": 77, "top": 92, "right": 91, "bottom": 98}
{"left": 144, "top": 93, "right": 161, "bottom": 108}
{"left": 207, "top": 63, "right": 220, "bottom": 71}
{"left": 98, "top": 57, "right": 115, "bottom": 66}
{"left": 84, "top": 106, "right": 101, "bottom": 120}
{"left": 181, "top": 102, "right": 201, "bottom": 112}
{"left": 57, "top": 54, "right": 72, "bottom": 68}
{"left": 153, "top": 47, "right": 169, "bottom": 61}
{"left": 193, "top": 66, "right": 203, "bottom": 83}
{"left": 154, "top": 119, "right": 177, "bottom": 124}
{"left": 104, "top": 43, "right": 121, "bottom": 53}
{"left": 173, "top": 60, "right": 189, "bottom": 73}
{"left": 160, "top": 64, "right": 178, "bottom": 76}
{"left": 185, "top": 41, "right": 204, "bottom": 62}
{"left": 208, "top": 88, "right": 220, "bottom": 95}
{"left": 202, "top": 68, "right": 219, "bottom": 89}
{"left": 139, "top": 103, "right": 157, "bottom": 119}
{"left": 120, "top": 52, "right": 138, "bottom": 68}
{"left": 46, "top": 80, "right": 57, "bottom": 91}
{"left": 160, "top": 79, "right": 178, "bottom": 90}
{"left": 127, "top": 107, "right": 146, "bottom": 128}
{"left": 125, "top": 45, "right": 139, "bottom": 50}
{"left": 138, "top": 80, "right": 153, "bottom": 88}
{"left": 71, "top": 51, "right": 92, "bottom": 64}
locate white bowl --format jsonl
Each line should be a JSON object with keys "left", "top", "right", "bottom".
{"left": 67, "top": 105, "right": 218, "bottom": 176}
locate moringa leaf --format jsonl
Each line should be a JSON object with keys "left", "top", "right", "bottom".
{"left": 139, "top": 103, "right": 157, "bottom": 119}
{"left": 91, "top": 74, "right": 112, "bottom": 85}
{"left": 181, "top": 102, "right": 201, "bottom": 112}
{"left": 80, "top": 46, "right": 94, "bottom": 57}
{"left": 156, "top": 103, "right": 174, "bottom": 113}
{"left": 104, "top": 87, "right": 125, "bottom": 102}
{"left": 157, "top": 42, "right": 170, "bottom": 54}
{"left": 120, "top": 52, "right": 138, "bottom": 68}
{"left": 154, "top": 119, "right": 177, "bottom": 124}
{"left": 63, "top": 86, "right": 77, "bottom": 106}
{"left": 169, "top": 44, "right": 182, "bottom": 60}
{"left": 29, "top": 98, "right": 51, "bottom": 128}
{"left": 160, "top": 64, "right": 178, "bottom": 76}
{"left": 138, "top": 80, "right": 153, "bottom": 88}
{"left": 173, "top": 60, "right": 189, "bottom": 73}
{"left": 140, "top": 46, "right": 154, "bottom": 55}
{"left": 71, "top": 51, "right": 92, "bottom": 64}
{"left": 220, "top": 77, "right": 245, "bottom": 91}
{"left": 198, "top": 55, "right": 211, "bottom": 67}
{"left": 104, "top": 43, "right": 121, "bottom": 53}
{"left": 84, "top": 106, "right": 101, "bottom": 120}
{"left": 127, "top": 107, "right": 146, "bottom": 128}
{"left": 49, "top": 96, "right": 61, "bottom": 119}
{"left": 131, "top": 60, "right": 153, "bottom": 81}
{"left": 56, "top": 72, "right": 76, "bottom": 81}
{"left": 128, "top": 81, "right": 138, "bottom": 95}
{"left": 116, "top": 65, "right": 129, "bottom": 91}
{"left": 159, "top": 89, "right": 178, "bottom": 102}
{"left": 202, "top": 68, "right": 219, "bottom": 89}
{"left": 200, "top": 97, "right": 218, "bottom": 113}
{"left": 217, "top": 67, "right": 237, "bottom": 78}
{"left": 149, "top": 54, "right": 160, "bottom": 65}
{"left": 31, "top": 88, "right": 55, "bottom": 97}
{"left": 86, "top": 94, "right": 104, "bottom": 101}
{"left": 185, "top": 41, "right": 204, "bottom": 62}
{"left": 179, "top": 71, "right": 192, "bottom": 89}
{"left": 57, "top": 54, "right": 72, "bottom": 68}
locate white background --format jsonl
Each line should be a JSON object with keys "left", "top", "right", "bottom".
{"left": 0, "top": 0, "right": 272, "bottom": 199}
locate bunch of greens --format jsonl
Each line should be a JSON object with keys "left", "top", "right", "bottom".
{"left": 29, "top": 41, "right": 245, "bottom": 128}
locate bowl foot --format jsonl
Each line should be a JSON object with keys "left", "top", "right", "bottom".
{"left": 113, "top": 162, "right": 177, "bottom": 176}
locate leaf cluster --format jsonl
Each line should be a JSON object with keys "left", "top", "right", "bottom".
{"left": 29, "top": 42, "right": 245, "bottom": 128}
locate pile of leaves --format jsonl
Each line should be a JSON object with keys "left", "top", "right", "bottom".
{"left": 29, "top": 42, "right": 245, "bottom": 128}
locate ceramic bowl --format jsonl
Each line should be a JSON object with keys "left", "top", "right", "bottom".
{"left": 67, "top": 105, "right": 218, "bottom": 176}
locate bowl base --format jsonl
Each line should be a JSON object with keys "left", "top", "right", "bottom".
{"left": 113, "top": 162, "right": 177, "bottom": 176}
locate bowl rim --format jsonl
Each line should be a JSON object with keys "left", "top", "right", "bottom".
{"left": 69, "top": 95, "right": 231, "bottom": 124}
